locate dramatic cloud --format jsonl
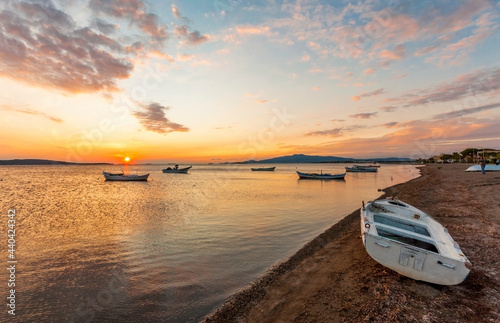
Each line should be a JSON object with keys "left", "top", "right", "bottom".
{"left": 301, "top": 54, "right": 311, "bottom": 62}
{"left": 305, "top": 128, "right": 343, "bottom": 137}
{"left": 89, "top": 0, "right": 167, "bottom": 43}
{"left": 351, "top": 88, "right": 386, "bottom": 101}
{"left": 236, "top": 26, "right": 271, "bottom": 35}
{"left": 177, "top": 53, "right": 195, "bottom": 61}
{"left": 174, "top": 24, "right": 210, "bottom": 46}
{"left": 415, "top": 46, "right": 437, "bottom": 57}
{"left": 171, "top": 4, "right": 190, "bottom": 23}
{"left": 305, "top": 125, "right": 366, "bottom": 137}
{"left": 349, "top": 112, "right": 378, "bottom": 119}
{"left": 132, "top": 103, "right": 189, "bottom": 134}
{"left": 379, "top": 44, "right": 405, "bottom": 60}
{"left": 0, "top": 0, "right": 179, "bottom": 94}
{"left": 433, "top": 102, "right": 500, "bottom": 120}
{"left": 1, "top": 105, "right": 63, "bottom": 123}
{"left": 364, "top": 68, "right": 376, "bottom": 75}
{"left": 379, "top": 106, "right": 398, "bottom": 112}
{"left": 381, "top": 122, "right": 399, "bottom": 128}
{"left": 269, "top": 0, "right": 496, "bottom": 68}
{"left": 387, "top": 67, "right": 500, "bottom": 107}
{"left": 0, "top": 2, "right": 134, "bottom": 93}
{"left": 91, "top": 18, "right": 119, "bottom": 35}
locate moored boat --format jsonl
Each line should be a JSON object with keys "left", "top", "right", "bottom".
{"left": 345, "top": 165, "right": 378, "bottom": 172}
{"left": 162, "top": 165, "right": 192, "bottom": 173}
{"left": 251, "top": 167, "right": 276, "bottom": 171}
{"left": 102, "top": 172, "right": 149, "bottom": 181}
{"left": 360, "top": 198, "right": 471, "bottom": 285}
{"left": 296, "top": 170, "right": 346, "bottom": 180}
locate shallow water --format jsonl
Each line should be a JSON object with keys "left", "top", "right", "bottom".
{"left": 0, "top": 163, "right": 418, "bottom": 322}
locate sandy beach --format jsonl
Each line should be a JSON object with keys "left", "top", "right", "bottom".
{"left": 205, "top": 164, "right": 500, "bottom": 322}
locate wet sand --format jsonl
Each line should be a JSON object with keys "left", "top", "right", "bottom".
{"left": 205, "top": 164, "right": 500, "bottom": 322}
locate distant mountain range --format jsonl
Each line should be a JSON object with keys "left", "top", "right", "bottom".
{"left": 239, "top": 154, "right": 414, "bottom": 164}
{"left": 0, "top": 159, "right": 112, "bottom": 165}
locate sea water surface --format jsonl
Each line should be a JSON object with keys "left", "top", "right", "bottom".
{"left": 0, "top": 164, "right": 418, "bottom": 322}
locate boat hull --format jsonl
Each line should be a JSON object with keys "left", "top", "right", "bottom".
{"left": 346, "top": 166, "right": 377, "bottom": 172}
{"left": 362, "top": 233, "right": 469, "bottom": 285}
{"left": 103, "top": 173, "right": 149, "bottom": 181}
{"left": 360, "top": 199, "right": 470, "bottom": 285}
{"left": 296, "top": 171, "right": 346, "bottom": 179}
{"left": 251, "top": 167, "right": 276, "bottom": 171}
{"left": 162, "top": 166, "right": 192, "bottom": 173}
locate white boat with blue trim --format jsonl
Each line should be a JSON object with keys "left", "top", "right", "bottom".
{"left": 360, "top": 198, "right": 471, "bottom": 285}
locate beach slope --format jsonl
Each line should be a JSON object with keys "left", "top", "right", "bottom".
{"left": 205, "top": 164, "right": 500, "bottom": 322}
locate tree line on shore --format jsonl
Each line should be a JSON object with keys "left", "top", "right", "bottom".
{"left": 417, "top": 148, "right": 500, "bottom": 164}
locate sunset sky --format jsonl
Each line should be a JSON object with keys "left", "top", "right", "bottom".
{"left": 1, "top": 0, "right": 499, "bottom": 163}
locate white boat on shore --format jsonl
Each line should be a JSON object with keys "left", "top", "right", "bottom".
{"left": 102, "top": 172, "right": 149, "bottom": 181}
{"left": 296, "top": 171, "right": 346, "bottom": 180}
{"left": 360, "top": 199, "right": 471, "bottom": 285}
{"left": 465, "top": 164, "right": 500, "bottom": 172}
{"left": 162, "top": 166, "right": 192, "bottom": 174}
{"left": 345, "top": 165, "right": 378, "bottom": 172}
{"left": 251, "top": 167, "right": 276, "bottom": 171}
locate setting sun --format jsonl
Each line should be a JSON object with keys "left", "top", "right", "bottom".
{"left": 124, "top": 157, "right": 130, "bottom": 163}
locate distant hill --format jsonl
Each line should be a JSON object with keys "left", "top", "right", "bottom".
{"left": 240, "top": 154, "right": 414, "bottom": 164}
{"left": 0, "top": 159, "right": 112, "bottom": 165}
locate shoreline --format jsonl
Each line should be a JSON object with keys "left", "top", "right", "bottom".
{"left": 204, "top": 164, "right": 500, "bottom": 322}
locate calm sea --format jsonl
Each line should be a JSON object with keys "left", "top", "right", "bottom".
{"left": 0, "top": 163, "right": 418, "bottom": 322}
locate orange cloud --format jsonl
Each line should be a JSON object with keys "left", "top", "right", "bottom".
{"left": 236, "top": 26, "right": 271, "bottom": 35}
{"left": 379, "top": 44, "right": 405, "bottom": 60}
{"left": 364, "top": 68, "right": 376, "bottom": 75}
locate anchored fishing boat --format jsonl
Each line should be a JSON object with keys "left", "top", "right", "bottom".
{"left": 102, "top": 172, "right": 149, "bottom": 181}
{"left": 251, "top": 167, "right": 276, "bottom": 171}
{"left": 345, "top": 165, "right": 378, "bottom": 172}
{"left": 162, "top": 166, "right": 192, "bottom": 174}
{"left": 296, "top": 171, "right": 346, "bottom": 180}
{"left": 360, "top": 198, "right": 471, "bottom": 285}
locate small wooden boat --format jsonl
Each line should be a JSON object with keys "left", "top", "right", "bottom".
{"left": 251, "top": 167, "right": 276, "bottom": 171}
{"left": 360, "top": 199, "right": 471, "bottom": 285}
{"left": 369, "top": 164, "right": 381, "bottom": 168}
{"left": 296, "top": 171, "right": 346, "bottom": 179}
{"left": 162, "top": 166, "right": 192, "bottom": 173}
{"left": 345, "top": 165, "right": 378, "bottom": 172}
{"left": 102, "top": 172, "right": 149, "bottom": 181}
